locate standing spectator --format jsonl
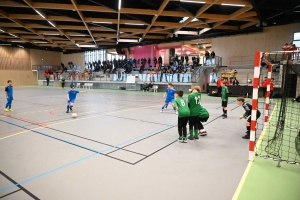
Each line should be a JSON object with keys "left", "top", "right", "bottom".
{"left": 217, "top": 77, "right": 222, "bottom": 96}
{"left": 205, "top": 51, "right": 210, "bottom": 65}
{"left": 153, "top": 57, "right": 157, "bottom": 68}
{"left": 45, "top": 72, "right": 50, "bottom": 86}
{"left": 211, "top": 67, "right": 217, "bottom": 82}
{"left": 232, "top": 78, "right": 239, "bottom": 86}
{"left": 211, "top": 51, "right": 216, "bottom": 65}
{"left": 180, "top": 55, "right": 184, "bottom": 64}
{"left": 185, "top": 54, "right": 189, "bottom": 65}
{"left": 261, "top": 77, "right": 268, "bottom": 98}
{"left": 270, "top": 78, "right": 275, "bottom": 99}
{"left": 158, "top": 55, "right": 163, "bottom": 67}
{"left": 61, "top": 77, "right": 65, "bottom": 89}
{"left": 147, "top": 57, "right": 151, "bottom": 68}
{"left": 133, "top": 58, "right": 136, "bottom": 68}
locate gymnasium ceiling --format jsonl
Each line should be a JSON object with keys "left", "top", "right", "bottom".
{"left": 0, "top": 0, "right": 299, "bottom": 52}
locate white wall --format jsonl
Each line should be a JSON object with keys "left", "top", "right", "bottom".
{"left": 212, "top": 23, "right": 300, "bottom": 66}
{"left": 61, "top": 52, "right": 85, "bottom": 71}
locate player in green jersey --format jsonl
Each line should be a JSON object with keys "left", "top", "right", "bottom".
{"left": 174, "top": 90, "right": 190, "bottom": 143}
{"left": 188, "top": 86, "right": 201, "bottom": 140}
{"left": 198, "top": 103, "right": 209, "bottom": 136}
{"left": 221, "top": 81, "right": 229, "bottom": 119}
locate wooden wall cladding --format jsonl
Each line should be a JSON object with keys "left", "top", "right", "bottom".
{"left": 0, "top": 46, "right": 31, "bottom": 70}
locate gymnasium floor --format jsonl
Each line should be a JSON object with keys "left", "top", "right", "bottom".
{"left": 0, "top": 86, "right": 298, "bottom": 200}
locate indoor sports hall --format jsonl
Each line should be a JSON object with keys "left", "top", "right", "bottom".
{"left": 0, "top": 0, "right": 300, "bottom": 200}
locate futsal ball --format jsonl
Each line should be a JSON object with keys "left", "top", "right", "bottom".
{"left": 72, "top": 113, "right": 77, "bottom": 118}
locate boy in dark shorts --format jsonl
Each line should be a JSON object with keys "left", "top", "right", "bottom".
{"left": 237, "top": 97, "right": 261, "bottom": 139}
{"left": 198, "top": 103, "right": 209, "bottom": 136}
{"left": 174, "top": 90, "right": 190, "bottom": 143}
{"left": 4, "top": 80, "right": 13, "bottom": 112}
{"left": 66, "top": 85, "right": 87, "bottom": 113}
{"left": 188, "top": 86, "right": 201, "bottom": 140}
{"left": 221, "top": 81, "right": 229, "bottom": 118}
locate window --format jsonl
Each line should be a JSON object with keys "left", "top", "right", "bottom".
{"left": 293, "top": 32, "right": 300, "bottom": 48}
{"left": 84, "top": 49, "right": 107, "bottom": 65}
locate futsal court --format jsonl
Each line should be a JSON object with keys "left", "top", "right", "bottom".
{"left": 0, "top": 86, "right": 265, "bottom": 200}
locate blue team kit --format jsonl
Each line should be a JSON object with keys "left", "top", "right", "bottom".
{"left": 68, "top": 90, "right": 79, "bottom": 103}
{"left": 165, "top": 88, "right": 176, "bottom": 103}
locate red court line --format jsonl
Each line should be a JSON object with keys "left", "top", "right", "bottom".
{"left": 0, "top": 113, "right": 48, "bottom": 127}
{"left": 50, "top": 108, "right": 61, "bottom": 116}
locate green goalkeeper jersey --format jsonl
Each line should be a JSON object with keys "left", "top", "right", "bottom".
{"left": 174, "top": 97, "right": 190, "bottom": 118}
{"left": 222, "top": 86, "right": 229, "bottom": 101}
{"left": 199, "top": 103, "right": 209, "bottom": 118}
{"left": 188, "top": 92, "right": 201, "bottom": 116}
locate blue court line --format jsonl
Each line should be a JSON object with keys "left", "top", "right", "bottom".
{"left": 0, "top": 119, "right": 177, "bottom": 193}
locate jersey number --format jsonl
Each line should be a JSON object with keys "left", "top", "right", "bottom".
{"left": 194, "top": 96, "right": 201, "bottom": 104}
{"left": 180, "top": 100, "right": 185, "bottom": 106}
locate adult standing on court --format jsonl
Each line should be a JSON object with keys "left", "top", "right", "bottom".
{"left": 217, "top": 77, "right": 222, "bottom": 96}
{"left": 45, "top": 72, "right": 50, "bottom": 86}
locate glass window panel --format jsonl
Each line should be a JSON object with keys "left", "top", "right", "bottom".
{"left": 294, "top": 32, "right": 300, "bottom": 40}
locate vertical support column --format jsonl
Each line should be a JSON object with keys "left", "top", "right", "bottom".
{"left": 249, "top": 51, "right": 262, "bottom": 161}
{"left": 264, "top": 63, "right": 272, "bottom": 126}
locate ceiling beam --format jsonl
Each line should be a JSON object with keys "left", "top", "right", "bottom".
{"left": 143, "top": 0, "right": 169, "bottom": 38}
{"left": 240, "top": 21, "right": 257, "bottom": 29}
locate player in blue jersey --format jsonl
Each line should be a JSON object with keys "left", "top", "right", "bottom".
{"left": 160, "top": 83, "right": 177, "bottom": 114}
{"left": 66, "top": 85, "right": 87, "bottom": 113}
{"left": 4, "top": 80, "right": 13, "bottom": 112}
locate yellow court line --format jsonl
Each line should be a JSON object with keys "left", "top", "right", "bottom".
{"left": 0, "top": 105, "right": 159, "bottom": 141}
{"left": 232, "top": 103, "right": 277, "bottom": 200}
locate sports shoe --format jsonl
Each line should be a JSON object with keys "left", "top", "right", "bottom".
{"left": 66, "top": 110, "right": 69, "bottom": 113}
{"left": 4, "top": 108, "right": 9, "bottom": 112}
{"left": 70, "top": 107, "right": 73, "bottom": 112}
{"left": 199, "top": 132, "right": 207, "bottom": 136}
{"left": 8, "top": 109, "right": 13, "bottom": 112}
{"left": 178, "top": 136, "right": 183, "bottom": 142}
{"left": 242, "top": 135, "right": 250, "bottom": 139}
{"left": 194, "top": 136, "right": 199, "bottom": 140}
{"left": 175, "top": 111, "right": 178, "bottom": 115}
{"left": 223, "top": 115, "right": 227, "bottom": 119}
{"left": 188, "top": 136, "right": 194, "bottom": 140}
{"left": 183, "top": 137, "right": 187, "bottom": 143}
{"left": 160, "top": 110, "right": 163, "bottom": 113}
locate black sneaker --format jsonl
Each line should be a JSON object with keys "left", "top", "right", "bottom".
{"left": 194, "top": 136, "right": 199, "bottom": 140}
{"left": 242, "top": 135, "right": 250, "bottom": 139}
{"left": 223, "top": 115, "right": 227, "bottom": 119}
{"left": 70, "top": 107, "right": 73, "bottom": 112}
{"left": 66, "top": 110, "right": 69, "bottom": 113}
{"left": 188, "top": 136, "right": 194, "bottom": 140}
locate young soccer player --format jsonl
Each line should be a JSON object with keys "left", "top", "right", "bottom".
{"left": 160, "top": 83, "right": 177, "bottom": 114}
{"left": 198, "top": 103, "right": 209, "bottom": 136}
{"left": 4, "top": 80, "right": 13, "bottom": 112}
{"left": 221, "top": 80, "right": 229, "bottom": 118}
{"left": 174, "top": 90, "right": 190, "bottom": 142}
{"left": 237, "top": 97, "right": 261, "bottom": 139}
{"left": 188, "top": 86, "right": 201, "bottom": 140}
{"left": 66, "top": 85, "right": 87, "bottom": 113}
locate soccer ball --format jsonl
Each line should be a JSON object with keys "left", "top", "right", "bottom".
{"left": 72, "top": 113, "right": 77, "bottom": 118}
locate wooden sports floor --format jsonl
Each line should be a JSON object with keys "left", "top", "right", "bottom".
{"left": 0, "top": 86, "right": 266, "bottom": 200}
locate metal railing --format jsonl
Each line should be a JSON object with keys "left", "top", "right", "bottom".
{"left": 32, "top": 65, "right": 61, "bottom": 71}
{"left": 202, "top": 56, "right": 222, "bottom": 67}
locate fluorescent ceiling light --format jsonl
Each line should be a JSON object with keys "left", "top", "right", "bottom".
{"left": 125, "top": 23, "right": 144, "bottom": 26}
{"left": 199, "top": 28, "right": 211, "bottom": 35}
{"left": 180, "top": 0, "right": 206, "bottom": 3}
{"left": 11, "top": 41, "right": 25, "bottom": 43}
{"left": 92, "top": 21, "right": 113, "bottom": 24}
{"left": 118, "top": 0, "right": 122, "bottom": 10}
{"left": 70, "top": 35, "right": 86, "bottom": 36}
{"left": 48, "top": 21, "right": 56, "bottom": 27}
{"left": 118, "top": 39, "right": 138, "bottom": 43}
{"left": 43, "top": 33, "right": 60, "bottom": 35}
{"left": 34, "top": 41, "right": 48, "bottom": 43}
{"left": 35, "top": 10, "right": 45, "bottom": 18}
{"left": 179, "top": 17, "right": 199, "bottom": 23}
{"left": 9, "top": 33, "right": 18, "bottom": 37}
{"left": 0, "top": 29, "right": 5, "bottom": 32}
{"left": 76, "top": 44, "right": 97, "bottom": 48}
{"left": 17, "top": 45, "right": 24, "bottom": 48}
{"left": 221, "top": 3, "right": 245, "bottom": 7}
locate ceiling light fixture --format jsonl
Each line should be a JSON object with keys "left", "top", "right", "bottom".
{"left": 0, "top": 29, "right": 5, "bottom": 32}
{"left": 79, "top": 45, "right": 97, "bottom": 48}
{"left": 43, "top": 33, "right": 60, "bottom": 35}
{"left": 118, "top": 39, "right": 138, "bottom": 43}
{"left": 11, "top": 41, "right": 25, "bottom": 43}
{"left": 118, "top": 0, "right": 122, "bottom": 10}
{"left": 17, "top": 45, "right": 24, "bottom": 48}
{"left": 35, "top": 10, "right": 45, "bottom": 18}
{"left": 180, "top": 0, "right": 206, "bottom": 3}
{"left": 9, "top": 33, "right": 18, "bottom": 37}
{"left": 34, "top": 41, "right": 48, "bottom": 43}
{"left": 70, "top": 35, "right": 86, "bottom": 36}
{"left": 221, "top": 3, "right": 245, "bottom": 7}
{"left": 92, "top": 21, "right": 113, "bottom": 24}
{"left": 125, "top": 23, "right": 144, "bottom": 26}
{"left": 199, "top": 28, "right": 211, "bottom": 35}
{"left": 48, "top": 21, "right": 56, "bottom": 27}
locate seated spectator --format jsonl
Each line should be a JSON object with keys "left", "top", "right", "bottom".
{"left": 225, "top": 79, "right": 231, "bottom": 86}
{"left": 142, "top": 82, "right": 148, "bottom": 91}
{"left": 232, "top": 78, "right": 239, "bottom": 86}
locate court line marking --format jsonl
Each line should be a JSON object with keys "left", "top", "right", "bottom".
{"left": 232, "top": 103, "right": 277, "bottom": 200}
{"left": 0, "top": 122, "right": 175, "bottom": 193}
{"left": 0, "top": 105, "right": 160, "bottom": 141}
